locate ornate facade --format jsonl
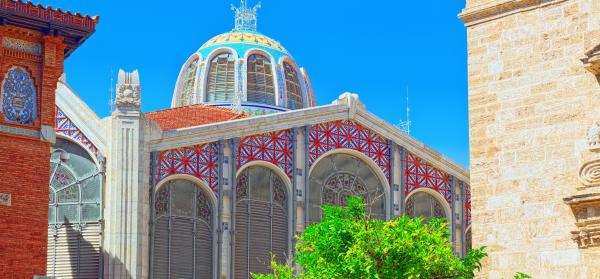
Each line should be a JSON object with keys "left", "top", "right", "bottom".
{"left": 36, "top": 1, "right": 470, "bottom": 278}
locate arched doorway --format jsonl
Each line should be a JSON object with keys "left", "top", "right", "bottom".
{"left": 151, "top": 179, "right": 215, "bottom": 279}
{"left": 234, "top": 165, "right": 289, "bottom": 278}
{"left": 309, "top": 152, "right": 387, "bottom": 222}
{"left": 47, "top": 138, "right": 103, "bottom": 278}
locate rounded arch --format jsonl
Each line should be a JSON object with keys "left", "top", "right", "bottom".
{"left": 404, "top": 187, "right": 452, "bottom": 221}
{"left": 279, "top": 57, "right": 306, "bottom": 110}
{"left": 151, "top": 175, "right": 218, "bottom": 279}
{"left": 308, "top": 148, "right": 391, "bottom": 221}
{"left": 55, "top": 134, "right": 101, "bottom": 167}
{"left": 236, "top": 160, "right": 293, "bottom": 198}
{"left": 203, "top": 47, "right": 239, "bottom": 103}
{"left": 154, "top": 174, "right": 218, "bottom": 210}
{"left": 172, "top": 53, "right": 202, "bottom": 107}
{"left": 309, "top": 148, "right": 391, "bottom": 199}
{"left": 244, "top": 48, "right": 278, "bottom": 106}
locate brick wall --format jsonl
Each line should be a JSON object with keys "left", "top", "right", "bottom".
{"left": 0, "top": 136, "right": 50, "bottom": 278}
{"left": 463, "top": 0, "right": 600, "bottom": 278}
{"left": 0, "top": 24, "right": 64, "bottom": 278}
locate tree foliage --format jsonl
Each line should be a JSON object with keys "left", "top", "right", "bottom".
{"left": 253, "top": 196, "right": 491, "bottom": 279}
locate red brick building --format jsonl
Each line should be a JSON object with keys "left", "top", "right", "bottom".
{"left": 0, "top": 1, "right": 97, "bottom": 277}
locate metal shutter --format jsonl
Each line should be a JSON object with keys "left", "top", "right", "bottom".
{"left": 170, "top": 218, "right": 194, "bottom": 279}
{"left": 271, "top": 206, "right": 288, "bottom": 262}
{"left": 248, "top": 201, "right": 272, "bottom": 276}
{"left": 47, "top": 223, "right": 102, "bottom": 279}
{"left": 234, "top": 200, "right": 250, "bottom": 279}
{"left": 195, "top": 221, "right": 213, "bottom": 278}
{"left": 152, "top": 218, "right": 169, "bottom": 278}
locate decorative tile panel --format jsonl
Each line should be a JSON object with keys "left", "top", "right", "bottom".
{"left": 238, "top": 130, "right": 293, "bottom": 178}
{"left": 1, "top": 67, "right": 37, "bottom": 125}
{"left": 158, "top": 143, "right": 220, "bottom": 193}
{"left": 55, "top": 106, "right": 98, "bottom": 157}
{"left": 309, "top": 120, "right": 391, "bottom": 179}
{"left": 2, "top": 37, "right": 42, "bottom": 55}
{"left": 465, "top": 183, "right": 471, "bottom": 227}
{"left": 405, "top": 152, "right": 452, "bottom": 203}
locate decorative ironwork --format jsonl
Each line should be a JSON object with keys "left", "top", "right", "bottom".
{"left": 236, "top": 170, "right": 249, "bottom": 200}
{"left": 465, "top": 184, "right": 471, "bottom": 227}
{"left": 155, "top": 187, "right": 169, "bottom": 217}
{"left": 197, "top": 189, "right": 212, "bottom": 223}
{"left": 323, "top": 172, "right": 368, "bottom": 206}
{"left": 272, "top": 174, "right": 286, "bottom": 208}
{"left": 55, "top": 106, "right": 99, "bottom": 157}
{"left": 238, "top": 130, "right": 294, "bottom": 178}
{"left": 309, "top": 120, "right": 391, "bottom": 179}
{"left": 283, "top": 62, "right": 303, "bottom": 110}
{"left": 1, "top": 67, "right": 36, "bottom": 125}
{"left": 405, "top": 152, "right": 452, "bottom": 203}
{"left": 231, "top": 0, "right": 261, "bottom": 32}
{"left": 157, "top": 143, "right": 220, "bottom": 193}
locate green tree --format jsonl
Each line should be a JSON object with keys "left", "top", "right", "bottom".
{"left": 253, "top": 196, "right": 489, "bottom": 279}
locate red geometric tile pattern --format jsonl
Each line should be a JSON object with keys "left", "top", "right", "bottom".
{"left": 405, "top": 152, "right": 452, "bottom": 203}
{"left": 309, "top": 120, "right": 391, "bottom": 179}
{"left": 238, "top": 130, "right": 294, "bottom": 178}
{"left": 465, "top": 183, "right": 471, "bottom": 227}
{"left": 55, "top": 106, "right": 98, "bottom": 157}
{"left": 157, "top": 143, "right": 220, "bottom": 193}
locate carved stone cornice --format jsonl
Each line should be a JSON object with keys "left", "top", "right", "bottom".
{"left": 582, "top": 44, "right": 600, "bottom": 75}
{"left": 459, "top": 0, "right": 567, "bottom": 27}
{"left": 564, "top": 193, "right": 600, "bottom": 248}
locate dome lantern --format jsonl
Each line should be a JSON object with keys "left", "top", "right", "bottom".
{"left": 171, "top": 1, "right": 317, "bottom": 116}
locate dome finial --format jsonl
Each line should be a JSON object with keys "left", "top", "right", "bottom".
{"left": 231, "top": 0, "right": 261, "bottom": 32}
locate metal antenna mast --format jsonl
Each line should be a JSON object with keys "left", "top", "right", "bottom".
{"left": 396, "top": 87, "right": 411, "bottom": 135}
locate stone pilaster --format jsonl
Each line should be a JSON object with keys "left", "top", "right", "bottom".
{"left": 104, "top": 69, "right": 149, "bottom": 279}
{"left": 221, "top": 139, "right": 234, "bottom": 279}
{"left": 294, "top": 127, "right": 306, "bottom": 233}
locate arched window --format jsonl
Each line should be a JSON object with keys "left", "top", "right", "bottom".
{"left": 152, "top": 180, "right": 214, "bottom": 279}
{"left": 1, "top": 66, "right": 36, "bottom": 125}
{"left": 177, "top": 57, "right": 199, "bottom": 106}
{"left": 206, "top": 52, "right": 235, "bottom": 102}
{"left": 465, "top": 228, "right": 472, "bottom": 252}
{"left": 309, "top": 153, "right": 386, "bottom": 222}
{"left": 47, "top": 138, "right": 103, "bottom": 278}
{"left": 283, "top": 62, "right": 303, "bottom": 109}
{"left": 247, "top": 54, "right": 275, "bottom": 105}
{"left": 235, "top": 166, "right": 288, "bottom": 278}
{"left": 405, "top": 191, "right": 447, "bottom": 222}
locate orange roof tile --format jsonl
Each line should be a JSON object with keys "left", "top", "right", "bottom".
{"left": 145, "top": 104, "right": 247, "bottom": 131}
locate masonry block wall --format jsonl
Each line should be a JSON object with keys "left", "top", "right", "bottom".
{"left": 0, "top": 24, "right": 65, "bottom": 277}
{"left": 461, "top": 0, "right": 600, "bottom": 278}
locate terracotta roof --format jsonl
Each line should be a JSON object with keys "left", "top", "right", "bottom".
{"left": 0, "top": 0, "right": 99, "bottom": 29}
{"left": 145, "top": 104, "right": 247, "bottom": 131}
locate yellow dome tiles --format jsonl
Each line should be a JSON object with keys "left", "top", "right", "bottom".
{"left": 200, "top": 32, "right": 289, "bottom": 54}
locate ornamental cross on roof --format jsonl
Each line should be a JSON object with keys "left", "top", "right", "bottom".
{"left": 232, "top": 0, "right": 261, "bottom": 32}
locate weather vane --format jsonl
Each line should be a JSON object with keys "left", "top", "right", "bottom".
{"left": 232, "top": 0, "right": 261, "bottom": 32}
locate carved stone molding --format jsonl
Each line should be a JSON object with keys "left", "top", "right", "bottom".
{"left": 459, "top": 0, "right": 567, "bottom": 27}
{"left": 115, "top": 69, "right": 141, "bottom": 111}
{"left": 583, "top": 44, "right": 600, "bottom": 75}
{"left": 564, "top": 193, "right": 600, "bottom": 248}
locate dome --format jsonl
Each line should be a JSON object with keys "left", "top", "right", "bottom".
{"left": 171, "top": 1, "right": 316, "bottom": 116}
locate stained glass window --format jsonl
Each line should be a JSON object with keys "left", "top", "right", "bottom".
{"left": 405, "top": 191, "right": 447, "bottom": 223}
{"left": 309, "top": 153, "right": 386, "bottom": 222}
{"left": 283, "top": 62, "right": 303, "bottom": 109}
{"left": 177, "top": 57, "right": 199, "bottom": 106}
{"left": 1, "top": 66, "right": 36, "bottom": 124}
{"left": 247, "top": 54, "right": 275, "bottom": 105}
{"left": 235, "top": 166, "right": 289, "bottom": 278}
{"left": 206, "top": 52, "right": 235, "bottom": 102}
{"left": 152, "top": 180, "right": 214, "bottom": 279}
{"left": 49, "top": 138, "right": 102, "bottom": 224}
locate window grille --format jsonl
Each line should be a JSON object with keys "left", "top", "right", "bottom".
{"left": 206, "top": 53, "right": 236, "bottom": 102}
{"left": 177, "top": 57, "right": 199, "bottom": 106}
{"left": 283, "top": 63, "right": 303, "bottom": 109}
{"left": 308, "top": 153, "right": 386, "bottom": 222}
{"left": 47, "top": 138, "right": 103, "bottom": 278}
{"left": 234, "top": 166, "right": 288, "bottom": 278}
{"left": 247, "top": 54, "right": 275, "bottom": 105}
{"left": 151, "top": 180, "right": 214, "bottom": 279}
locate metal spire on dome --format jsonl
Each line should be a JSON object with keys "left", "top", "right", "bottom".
{"left": 231, "top": 0, "right": 261, "bottom": 32}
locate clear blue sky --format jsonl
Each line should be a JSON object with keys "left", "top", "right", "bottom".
{"left": 43, "top": 0, "right": 470, "bottom": 168}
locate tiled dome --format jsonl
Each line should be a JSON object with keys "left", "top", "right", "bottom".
{"left": 198, "top": 31, "right": 290, "bottom": 61}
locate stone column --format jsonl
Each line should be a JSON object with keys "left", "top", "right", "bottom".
{"left": 220, "top": 139, "right": 234, "bottom": 279}
{"left": 104, "top": 70, "right": 150, "bottom": 279}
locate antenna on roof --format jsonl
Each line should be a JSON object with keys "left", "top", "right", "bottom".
{"left": 396, "top": 87, "right": 411, "bottom": 135}
{"left": 231, "top": 0, "right": 261, "bottom": 32}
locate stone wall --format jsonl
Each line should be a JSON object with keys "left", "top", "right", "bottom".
{"left": 461, "top": 0, "right": 600, "bottom": 277}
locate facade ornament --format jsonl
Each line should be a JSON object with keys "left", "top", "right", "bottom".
{"left": 115, "top": 69, "right": 141, "bottom": 111}
{"left": 231, "top": 0, "right": 261, "bottom": 32}
{"left": 579, "top": 160, "right": 600, "bottom": 186}
{"left": 582, "top": 44, "right": 600, "bottom": 75}
{"left": 564, "top": 193, "right": 600, "bottom": 248}
{"left": 587, "top": 121, "right": 600, "bottom": 151}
